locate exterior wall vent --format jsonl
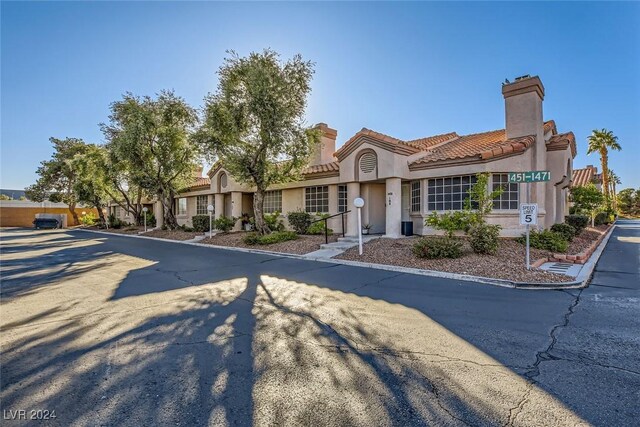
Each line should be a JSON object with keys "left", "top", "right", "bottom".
{"left": 220, "top": 173, "right": 227, "bottom": 189}
{"left": 359, "top": 152, "right": 377, "bottom": 173}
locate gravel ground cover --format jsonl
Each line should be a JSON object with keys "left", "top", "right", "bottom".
{"left": 337, "top": 237, "right": 574, "bottom": 283}
{"left": 566, "top": 225, "right": 608, "bottom": 255}
{"left": 200, "top": 232, "right": 338, "bottom": 255}
{"left": 142, "top": 229, "right": 202, "bottom": 241}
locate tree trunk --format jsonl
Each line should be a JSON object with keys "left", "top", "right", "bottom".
{"left": 253, "top": 188, "right": 270, "bottom": 235}
{"left": 600, "top": 149, "right": 609, "bottom": 200}
{"left": 69, "top": 202, "right": 79, "bottom": 225}
{"left": 93, "top": 197, "right": 106, "bottom": 225}
{"left": 159, "top": 190, "right": 178, "bottom": 229}
{"left": 135, "top": 190, "right": 143, "bottom": 225}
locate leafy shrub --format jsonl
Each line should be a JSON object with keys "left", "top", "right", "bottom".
{"left": 287, "top": 210, "right": 312, "bottom": 234}
{"left": 468, "top": 223, "right": 501, "bottom": 255}
{"left": 179, "top": 224, "right": 194, "bottom": 232}
{"left": 425, "top": 211, "right": 472, "bottom": 238}
{"left": 107, "top": 214, "right": 124, "bottom": 229}
{"left": 192, "top": 215, "right": 211, "bottom": 232}
{"left": 594, "top": 212, "right": 613, "bottom": 226}
{"left": 307, "top": 214, "right": 333, "bottom": 235}
{"left": 214, "top": 216, "right": 237, "bottom": 233}
{"left": 243, "top": 230, "right": 298, "bottom": 245}
{"left": 550, "top": 223, "right": 577, "bottom": 241}
{"left": 143, "top": 211, "right": 156, "bottom": 227}
{"left": 517, "top": 229, "right": 568, "bottom": 253}
{"left": 80, "top": 212, "right": 97, "bottom": 226}
{"left": 264, "top": 211, "right": 285, "bottom": 232}
{"left": 565, "top": 215, "right": 589, "bottom": 234}
{"left": 413, "top": 237, "right": 463, "bottom": 259}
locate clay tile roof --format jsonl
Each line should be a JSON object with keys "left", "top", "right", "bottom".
{"left": 572, "top": 166, "right": 599, "bottom": 187}
{"left": 302, "top": 161, "right": 340, "bottom": 176}
{"left": 189, "top": 177, "right": 211, "bottom": 188}
{"left": 547, "top": 131, "right": 577, "bottom": 158}
{"left": 543, "top": 120, "right": 557, "bottom": 135}
{"left": 409, "top": 129, "right": 535, "bottom": 168}
{"left": 406, "top": 132, "right": 459, "bottom": 150}
{"left": 335, "top": 128, "right": 421, "bottom": 161}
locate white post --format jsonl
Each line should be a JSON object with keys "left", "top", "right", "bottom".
{"left": 207, "top": 204, "right": 214, "bottom": 237}
{"left": 526, "top": 184, "right": 530, "bottom": 270}
{"left": 142, "top": 206, "right": 148, "bottom": 232}
{"left": 354, "top": 197, "right": 365, "bottom": 256}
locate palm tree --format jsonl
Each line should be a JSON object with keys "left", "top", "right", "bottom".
{"left": 587, "top": 128, "right": 621, "bottom": 201}
{"left": 608, "top": 169, "right": 622, "bottom": 210}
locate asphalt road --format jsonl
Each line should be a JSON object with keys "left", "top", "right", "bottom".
{"left": 1, "top": 221, "right": 638, "bottom": 426}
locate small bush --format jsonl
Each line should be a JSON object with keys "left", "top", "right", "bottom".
{"left": 264, "top": 211, "right": 285, "bottom": 232}
{"left": 179, "top": 224, "right": 194, "bottom": 232}
{"left": 214, "top": 216, "right": 237, "bottom": 232}
{"left": 287, "top": 210, "right": 312, "bottom": 234}
{"left": 425, "top": 211, "right": 472, "bottom": 238}
{"left": 594, "top": 212, "right": 613, "bottom": 226}
{"left": 192, "top": 215, "right": 211, "bottom": 232}
{"left": 143, "top": 211, "right": 156, "bottom": 227}
{"left": 468, "top": 223, "right": 501, "bottom": 255}
{"left": 550, "top": 223, "right": 577, "bottom": 241}
{"left": 107, "top": 214, "right": 124, "bottom": 229}
{"left": 80, "top": 212, "right": 97, "bottom": 226}
{"left": 517, "top": 229, "right": 568, "bottom": 253}
{"left": 243, "top": 230, "right": 298, "bottom": 245}
{"left": 413, "top": 237, "right": 463, "bottom": 259}
{"left": 565, "top": 215, "right": 589, "bottom": 234}
{"left": 307, "top": 215, "right": 333, "bottom": 235}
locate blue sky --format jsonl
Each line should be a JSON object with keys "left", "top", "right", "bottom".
{"left": 2, "top": 1, "right": 639, "bottom": 190}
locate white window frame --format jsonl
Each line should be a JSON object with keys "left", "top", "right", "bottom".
{"left": 427, "top": 175, "right": 479, "bottom": 211}
{"left": 263, "top": 190, "right": 282, "bottom": 214}
{"left": 196, "top": 195, "right": 209, "bottom": 215}
{"left": 410, "top": 181, "right": 421, "bottom": 213}
{"left": 492, "top": 173, "right": 519, "bottom": 210}
{"left": 338, "top": 185, "right": 347, "bottom": 213}
{"left": 305, "top": 186, "right": 329, "bottom": 213}
{"left": 177, "top": 198, "right": 187, "bottom": 216}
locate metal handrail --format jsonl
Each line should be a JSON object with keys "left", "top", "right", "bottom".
{"left": 309, "top": 210, "right": 352, "bottom": 244}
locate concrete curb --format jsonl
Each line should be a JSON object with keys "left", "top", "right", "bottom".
{"left": 75, "top": 225, "right": 617, "bottom": 291}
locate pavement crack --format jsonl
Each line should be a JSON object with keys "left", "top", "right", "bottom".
{"left": 348, "top": 272, "right": 405, "bottom": 293}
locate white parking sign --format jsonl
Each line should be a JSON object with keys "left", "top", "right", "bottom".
{"left": 520, "top": 203, "right": 538, "bottom": 225}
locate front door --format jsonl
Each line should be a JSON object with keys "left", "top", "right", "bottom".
{"left": 401, "top": 183, "right": 411, "bottom": 222}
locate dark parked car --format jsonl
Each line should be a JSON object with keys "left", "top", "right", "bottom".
{"left": 33, "top": 218, "right": 60, "bottom": 229}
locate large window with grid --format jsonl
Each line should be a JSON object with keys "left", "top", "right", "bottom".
{"left": 196, "top": 195, "right": 209, "bottom": 215}
{"left": 492, "top": 174, "right": 519, "bottom": 210}
{"left": 427, "top": 175, "right": 478, "bottom": 211}
{"left": 177, "top": 198, "right": 187, "bottom": 216}
{"left": 411, "top": 181, "right": 421, "bottom": 212}
{"left": 305, "top": 186, "right": 329, "bottom": 213}
{"left": 263, "top": 190, "right": 282, "bottom": 213}
{"left": 338, "top": 185, "right": 347, "bottom": 213}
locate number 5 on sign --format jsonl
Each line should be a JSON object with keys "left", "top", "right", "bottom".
{"left": 520, "top": 203, "right": 538, "bottom": 225}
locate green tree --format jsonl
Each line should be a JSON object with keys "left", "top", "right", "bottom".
{"left": 617, "top": 188, "right": 639, "bottom": 216}
{"left": 607, "top": 169, "right": 621, "bottom": 210}
{"left": 587, "top": 129, "right": 621, "bottom": 201}
{"left": 570, "top": 183, "right": 605, "bottom": 226}
{"left": 102, "top": 91, "right": 199, "bottom": 229}
{"left": 195, "top": 49, "right": 320, "bottom": 235}
{"left": 0, "top": 194, "right": 12, "bottom": 200}
{"left": 25, "top": 137, "right": 89, "bottom": 223}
